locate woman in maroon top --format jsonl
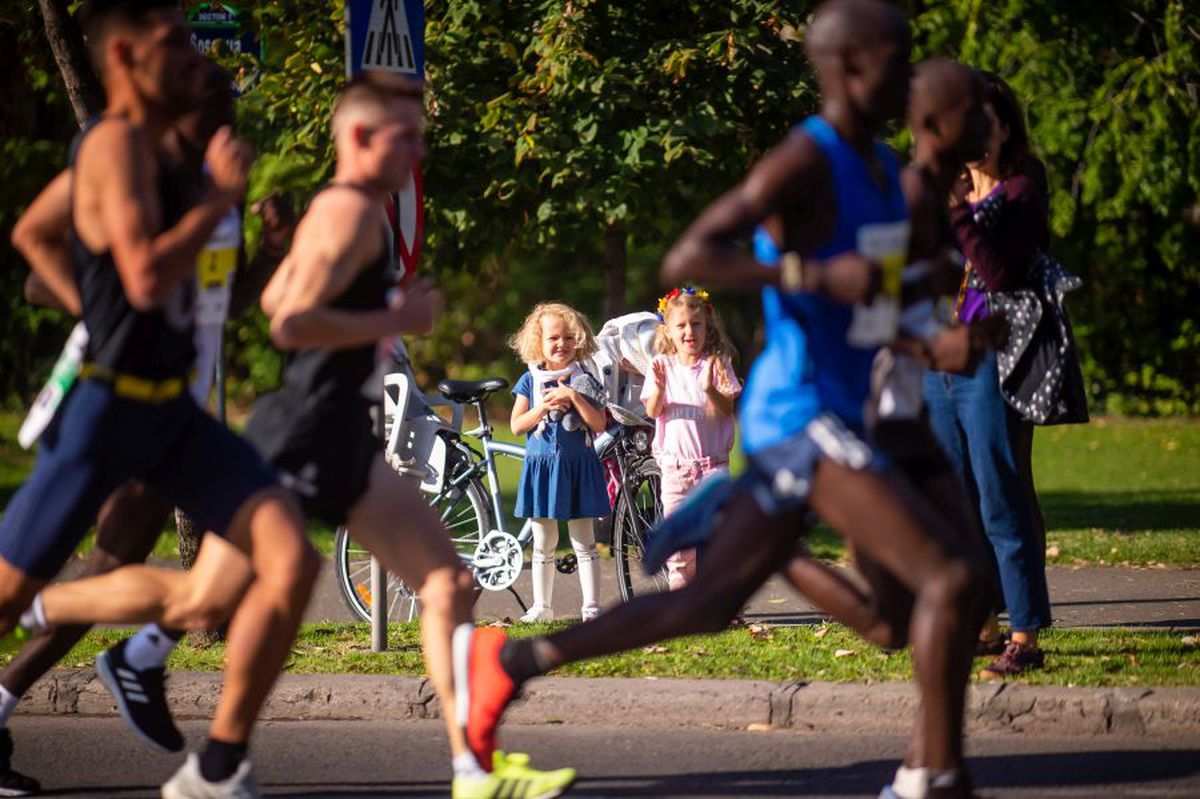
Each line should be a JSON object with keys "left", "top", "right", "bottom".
{"left": 923, "top": 72, "right": 1052, "bottom": 678}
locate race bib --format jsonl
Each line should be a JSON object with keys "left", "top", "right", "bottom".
{"left": 194, "top": 209, "right": 241, "bottom": 326}
{"left": 846, "top": 220, "right": 910, "bottom": 347}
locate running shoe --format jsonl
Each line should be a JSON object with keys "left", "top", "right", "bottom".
{"left": 161, "top": 753, "right": 258, "bottom": 799}
{"left": 453, "top": 626, "right": 516, "bottom": 771}
{"left": 452, "top": 751, "right": 575, "bottom": 799}
{"left": 642, "top": 473, "right": 738, "bottom": 575}
{"left": 96, "top": 639, "right": 184, "bottom": 752}
{"left": 0, "top": 730, "right": 40, "bottom": 797}
{"left": 878, "top": 770, "right": 977, "bottom": 799}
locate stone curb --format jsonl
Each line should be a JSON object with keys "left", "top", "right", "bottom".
{"left": 18, "top": 670, "right": 1200, "bottom": 738}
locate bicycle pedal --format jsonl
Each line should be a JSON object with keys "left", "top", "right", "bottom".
{"left": 555, "top": 554, "right": 578, "bottom": 574}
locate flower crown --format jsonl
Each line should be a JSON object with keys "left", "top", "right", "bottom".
{"left": 656, "top": 285, "right": 711, "bottom": 320}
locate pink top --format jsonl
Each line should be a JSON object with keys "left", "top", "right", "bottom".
{"left": 640, "top": 354, "right": 742, "bottom": 462}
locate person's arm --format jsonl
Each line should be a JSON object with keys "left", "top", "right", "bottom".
{"left": 701, "top": 357, "right": 738, "bottom": 418}
{"left": 640, "top": 358, "right": 667, "bottom": 418}
{"left": 662, "top": 132, "right": 881, "bottom": 305}
{"left": 230, "top": 194, "right": 295, "bottom": 317}
{"left": 546, "top": 383, "right": 607, "bottom": 434}
{"left": 82, "top": 122, "right": 252, "bottom": 310}
{"left": 950, "top": 175, "right": 1047, "bottom": 292}
{"left": 511, "top": 376, "right": 560, "bottom": 435}
{"left": 265, "top": 190, "right": 439, "bottom": 350}
{"left": 11, "top": 169, "right": 81, "bottom": 315}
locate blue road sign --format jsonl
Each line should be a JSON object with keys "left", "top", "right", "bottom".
{"left": 189, "top": 3, "right": 260, "bottom": 59}
{"left": 346, "top": 0, "right": 425, "bottom": 79}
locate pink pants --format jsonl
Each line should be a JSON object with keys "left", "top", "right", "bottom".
{"left": 658, "top": 455, "right": 728, "bottom": 590}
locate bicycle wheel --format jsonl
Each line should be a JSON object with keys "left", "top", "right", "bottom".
{"left": 612, "top": 456, "right": 668, "bottom": 601}
{"left": 334, "top": 443, "right": 491, "bottom": 623}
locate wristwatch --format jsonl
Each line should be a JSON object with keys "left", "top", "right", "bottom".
{"left": 780, "top": 251, "right": 806, "bottom": 292}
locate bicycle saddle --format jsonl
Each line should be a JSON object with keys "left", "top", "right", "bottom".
{"left": 437, "top": 377, "right": 509, "bottom": 404}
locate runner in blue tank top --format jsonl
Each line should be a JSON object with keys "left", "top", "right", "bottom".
{"left": 455, "top": 4, "right": 988, "bottom": 798}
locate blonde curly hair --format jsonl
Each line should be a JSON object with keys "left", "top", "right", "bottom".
{"left": 654, "top": 289, "right": 736, "bottom": 363}
{"left": 509, "top": 302, "right": 599, "bottom": 366}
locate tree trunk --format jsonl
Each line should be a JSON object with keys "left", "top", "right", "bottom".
{"left": 175, "top": 509, "right": 225, "bottom": 646}
{"left": 37, "top": 0, "right": 103, "bottom": 125}
{"left": 603, "top": 223, "right": 627, "bottom": 320}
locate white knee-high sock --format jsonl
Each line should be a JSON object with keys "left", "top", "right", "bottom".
{"left": 568, "top": 518, "right": 599, "bottom": 612}
{"left": 530, "top": 518, "right": 559, "bottom": 611}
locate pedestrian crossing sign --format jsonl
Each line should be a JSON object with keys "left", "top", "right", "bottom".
{"left": 345, "top": 0, "right": 425, "bottom": 78}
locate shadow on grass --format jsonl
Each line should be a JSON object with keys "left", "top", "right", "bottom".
{"left": 1040, "top": 489, "right": 1200, "bottom": 532}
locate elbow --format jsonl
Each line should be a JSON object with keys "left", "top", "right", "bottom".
{"left": 10, "top": 219, "right": 34, "bottom": 258}
{"left": 270, "top": 316, "right": 301, "bottom": 350}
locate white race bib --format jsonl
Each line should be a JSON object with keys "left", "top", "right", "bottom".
{"left": 846, "top": 220, "right": 910, "bottom": 347}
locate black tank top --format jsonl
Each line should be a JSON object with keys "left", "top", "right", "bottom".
{"left": 279, "top": 183, "right": 391, "bottom": 406}
{"left": 69, "top": 121, "right": 198, "bottom": 381}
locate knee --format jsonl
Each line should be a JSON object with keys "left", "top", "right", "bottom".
{"left": 418, "top": 564, "right": 471, "bottom": 617}
{"left": 168, "top": 590, "right": 241, "bottom": 631}
{"left": 921, "top": 559, "right": 978, "bottom": 611}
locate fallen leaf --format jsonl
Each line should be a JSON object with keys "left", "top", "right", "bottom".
{"left": 813, "top": 626, "right": 830, "bottom": 639}
{"left": 747, "top": 624, "right": 774, "bottom": 640}
{"left": 834, "top": 649, "right": 855, "bottom": 658}
{"left": 642, "top": 645, "right": 669, "bottom": 654}
{"left": 488, "top": 619, "right": 512, "bottom": 628}
{"left": 1181, "top": 635, "right": 1197, "bottom": 647}
{"left": 1046, "top": 545, "right": 1061, "bottom": 558}
{"left": 746, "top": 723, "right": 773, "bottom": 732}
{"left": 768, "top": 598, "right": 787, "bottom": 604}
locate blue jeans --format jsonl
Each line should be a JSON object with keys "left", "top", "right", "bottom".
{"left": 923, "top": 353, "right": 1052, "bottom": 632}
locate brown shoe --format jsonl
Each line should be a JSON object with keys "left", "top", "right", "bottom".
{"left": 974, "top": 634, "right": 1008, "bottom": 657}
{"left": 980, "top": 641, "right": 1044, "bottom": 679}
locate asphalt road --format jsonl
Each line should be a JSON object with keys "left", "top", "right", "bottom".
{"left": 13, "top": 717, "right": 1200, "bottom": 798}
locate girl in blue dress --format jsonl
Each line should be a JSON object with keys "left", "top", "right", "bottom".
{"left": 509, "top": 302, "right": 610, "bottom": 623}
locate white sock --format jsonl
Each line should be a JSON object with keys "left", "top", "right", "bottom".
{"left": 529, "top": 519, "right": 558, "bottom": 611}
{"left": 124, "top": 624, "right": 179, "bottom": 671}
{"left": 0, "top": 686, "right": 20, "bottom": 729}
{"left": 891, "top": 765, "right": 930, "bottom": 799}
{"left": 453, "top": 752, "right": 487, "bottom": 780}
{"left": 567, "top": 518, "right": 599, "bottom": 612}
{"left": 18, "top": 594, "right": 46, "bottom": 632}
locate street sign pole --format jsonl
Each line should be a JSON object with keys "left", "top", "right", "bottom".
{"left": 346, "top": 0, "right": 427, "bottom": 652}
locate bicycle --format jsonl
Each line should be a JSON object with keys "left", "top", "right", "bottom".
{"left": 334, "top": 346, "right": 667, "bottom": 623}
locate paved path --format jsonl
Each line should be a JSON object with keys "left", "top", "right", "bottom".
{"left": 304, "top": 560, "right": 1200, "bottom": 630}
{"left": 13, "top": 716, "right": 1200, "bottom": 798}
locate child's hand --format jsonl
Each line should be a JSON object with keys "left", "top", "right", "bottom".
{"left": 651, "top": 359, "right": 667, "bottom": 390}
{"left": 699, "top": 357, "right": 716, "bottom": 394}
{"left": 543, "top": 382, "right": 575, "bottom": 410}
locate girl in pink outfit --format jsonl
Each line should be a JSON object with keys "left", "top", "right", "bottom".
{"left": 640, "top": 286, "right": 741, "bottom": 590}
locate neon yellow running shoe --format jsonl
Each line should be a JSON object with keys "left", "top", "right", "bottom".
{"left": 451, "top": 751, "right": 576, "bottom": 799}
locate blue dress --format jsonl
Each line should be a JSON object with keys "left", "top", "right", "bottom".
{"left": 513, "top": 371, "right": 611, "bottom": 520}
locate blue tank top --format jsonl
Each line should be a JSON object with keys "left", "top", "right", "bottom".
{"left": 740, "top": 116, "right": 909, "bottom": 453}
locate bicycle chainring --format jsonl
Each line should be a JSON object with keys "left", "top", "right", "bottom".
{"left": 471, "top": 531, "right": 524, "bottom": 591}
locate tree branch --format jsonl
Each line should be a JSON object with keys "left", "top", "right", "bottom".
{"left": 37, "top": 0, "right": 103, "bottom": 125}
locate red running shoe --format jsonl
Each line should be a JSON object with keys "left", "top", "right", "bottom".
{"left": 453, "top": 625, "right": 516, "bottom": 771}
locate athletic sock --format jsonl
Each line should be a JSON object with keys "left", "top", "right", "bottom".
{"left": 17, "top": 595, "right": 46, "bottom": 633}
{"left": 0, "top": 687, "right": 19, "bottom": 729}
{"left": 124, "top": 624, "right": 181, "bottom": 671}
{"left": 452, "top": 752, "right": 487, "bottom": 780}
{"left": 891, "top": 765, "right": 930, "bottom": 799}
{"left": 498, "top": 638, "right": 549, "bottom": 685}
{"left": 198, "top": 738, "right": 248, "bottom": 783}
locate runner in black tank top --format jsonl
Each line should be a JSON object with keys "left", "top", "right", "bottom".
{"left": 244, "top": 183, "right": 392, "bottom": 523}
{"left": 0, "top": 7, "right": 320, "bottom": 798}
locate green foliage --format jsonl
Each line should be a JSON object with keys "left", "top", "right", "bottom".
{"left": 413, "top": 0, "right": 814, "bottom": 381}
{"left": 913, "top": 0, "right": 1200, "bottom": 414}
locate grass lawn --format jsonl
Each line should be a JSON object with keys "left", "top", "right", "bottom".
{"left": 1, "top": 412, "right": 1196, "bottom": 565}
{"left": 37, "top": 621, "right": 1200, "bottom": 688}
